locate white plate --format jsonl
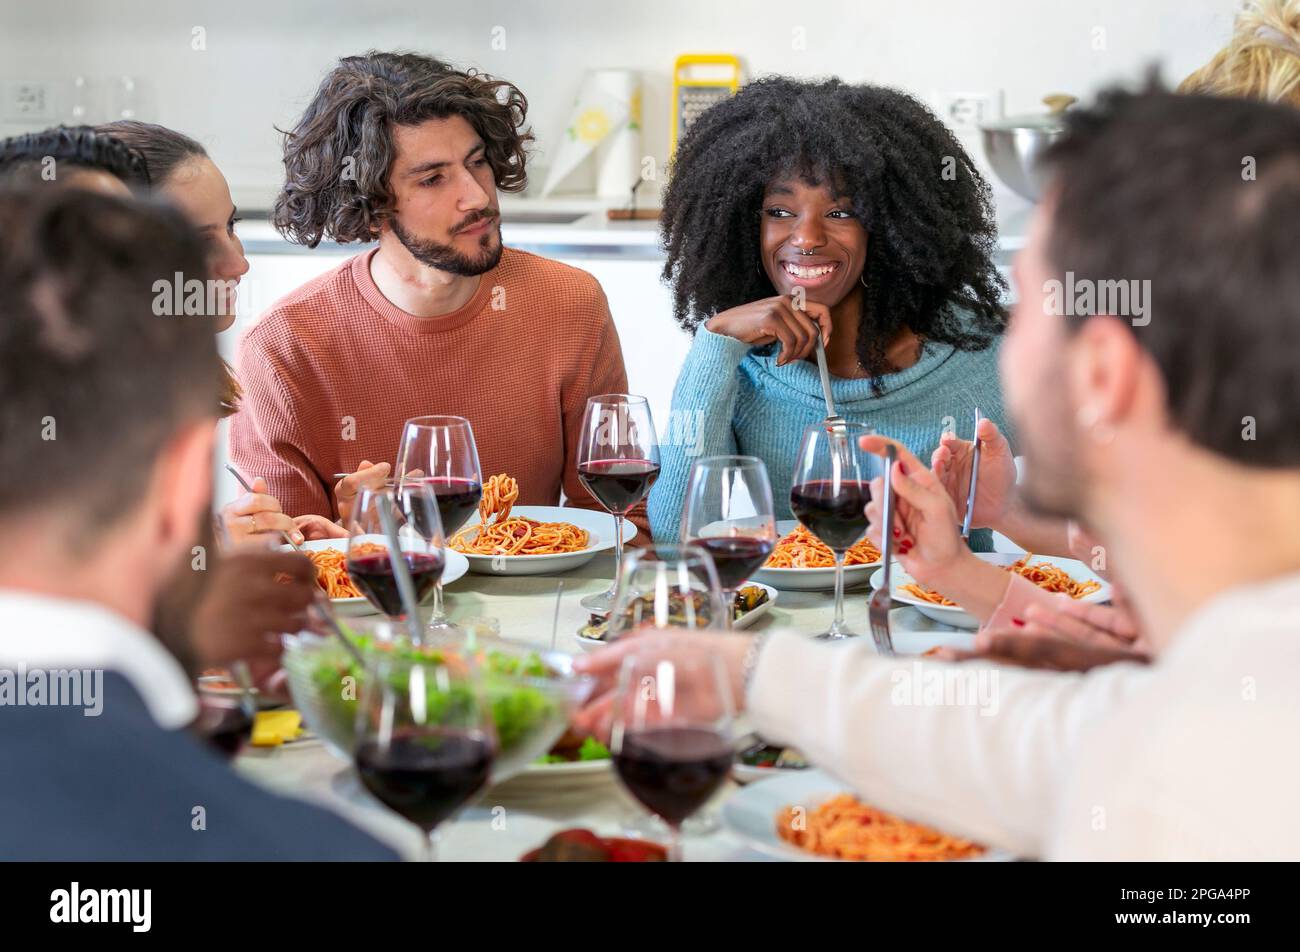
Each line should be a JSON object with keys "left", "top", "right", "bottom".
{"left": 868, "top": 552, "right": 1111, "bottom": 630}
{"left": 732, "top": 762, "right": 805, "bottom": 784}
{"left": 573, "top": 582, "right": 778, "bottom": 652}
{"left": 525, "top": 758, "right": 610, "bottom": 777}
{"left": 449, "top": 506, "right": 636, "bottom": 576}
{"left": 285, "top": 537, "right": 469, "bottom": 617}
{"left": 721, "top": 769, "right": 1012, "bottom": 862}
{"left": 751, "top": 520, "right": 880, "bottom": 592}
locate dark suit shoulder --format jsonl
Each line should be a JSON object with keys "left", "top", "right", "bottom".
{"left": 0, "top": 673, "right": 396, "bottom": 861}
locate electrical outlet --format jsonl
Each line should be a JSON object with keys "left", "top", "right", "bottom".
{"left": 933, "top": 91, "right": 1003, "bottom": 131}
{"left": 3, "top": 81, "right": 54, "bottom": 121}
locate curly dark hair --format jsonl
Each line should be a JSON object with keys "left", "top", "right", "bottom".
{"left": 273, "top": 50, "right": 533, "bottom": 247}
{"left": 0, "top": 125, "right": 149, "bottom": 188}
{"left": 660, "top": 77, "right": 1007, "bottom": 382}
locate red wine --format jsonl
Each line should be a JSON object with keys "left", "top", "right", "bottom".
{"left": 615, "top": 726, "right": 733, "bottom": 826}
{"left": 578, "top": 459, "right": 659, "bottom": 514}
{"left": 347, "top": 551, "right": 444, "bottom": 617}
{"left": 693, "top": 536, "right": 774, "bottom": 591}
{"left": 790, "top": 479, "right": 872, "bottom": 552}
{"left": 424, "top": 477, "right": 483, "bottom": 536}
{"left": 355, "top": 730, "right": 493, "bottom": 832}
{"left": 194, "top": 702, "right": 251, "bottom": 759}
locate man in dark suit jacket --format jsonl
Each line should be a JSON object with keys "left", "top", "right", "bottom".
{"left": 0, "top": 672, "right": 395, "bottom": 861}
{"left": 0, "top": 187, "right": 395, "bottom": 861}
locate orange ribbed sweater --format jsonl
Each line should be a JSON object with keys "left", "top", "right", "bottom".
{"left": 229, "top": 247, "right": 636, "bottom": 527}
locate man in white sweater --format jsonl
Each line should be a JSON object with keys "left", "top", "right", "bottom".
{"left": 576, "top": 86, "right": 1300, "bottom": 860}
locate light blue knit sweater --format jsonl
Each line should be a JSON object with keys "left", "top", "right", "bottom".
{"left": 648, "top": 325, "right": 1009, "bottom": 549}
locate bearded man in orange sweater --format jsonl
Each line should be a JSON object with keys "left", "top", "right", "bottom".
{"left": 230, "top": 51, "right": 633, "bottom": 527}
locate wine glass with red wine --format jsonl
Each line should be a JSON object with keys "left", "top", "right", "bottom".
{"left": 679, "top": 456, "right": 777, "bottom": 628}
{"left": 576, "top": 394, "right": 660, "bottom": 612}
{"left": 791, "top": 421, "right": 882, "bottom": 639}
{"left": 354, "top": 654, "right": 496, "bottom": 861}
{"left": 395, "top": 416, "right": 482, "bottom": 632}
{"left": 344, "top": 485, "right": 446, "bottom": 623}
{"left": 612, "top": 647, "right": 735, "bottom": 862}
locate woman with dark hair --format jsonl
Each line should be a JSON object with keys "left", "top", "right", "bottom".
{"left": 0, "top": 124, "right": 146, "bottom": 195}
{"left": 97, "top": 122, "right": 248, "bottom": 340}
{"left": 99, "top": 120, "right": 355, "bottom": 545}
{"left": 648, "top": 77, "right": 1010, "bottom": 543}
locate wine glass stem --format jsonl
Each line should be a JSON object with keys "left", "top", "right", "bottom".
{"left": 431, "top": 579, "right": 446, "bottom": 622}
{"left": 832, "top": 551, "right": 847, "bottom": 631}
{"left": 610, "top": 511, "right": 626, "bottom": 592}
{"left": 668, "top": 823, "right": 684, "bottom": 863}
{"left": 423, "top": 828, "right": 441, "bottom": 863}
{"left": 721, "top": 589, "right": 734, "bottom": 630}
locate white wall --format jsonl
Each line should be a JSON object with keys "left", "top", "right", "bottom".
{"left": 1, "top": 0, "right": 1244, "bottom": 510}
{"left": 2, "top": 0, "right": 1239, "bottom": 203}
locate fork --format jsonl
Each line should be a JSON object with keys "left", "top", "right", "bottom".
{"left": 960, "top": 407, "right": 982, "bottom": 541}
{"left": 223, "top": 463, "right": 366, "bottom": 666}
{"left": 867, "top": 445, "right": 897, "bottom": 656}
{"left": 813, "top": 334, "right": 853, "bottom": 473}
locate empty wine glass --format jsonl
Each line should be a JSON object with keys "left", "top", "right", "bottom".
{"left": 605, "top": 544, "right": 726, "bottom": 642}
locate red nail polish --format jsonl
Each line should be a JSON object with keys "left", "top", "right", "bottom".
{"left": 1012, "top": 618, "right": 1025, "bottom": 627}
{"left": 899, "top": 461, "right": 907, "bottom": 475}
{"left": 892, "top": 528, "right": 901, "bottom": 538}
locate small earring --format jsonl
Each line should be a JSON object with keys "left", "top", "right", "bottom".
{"left": 860, "top": 273, "right": 868, "bottom": 289}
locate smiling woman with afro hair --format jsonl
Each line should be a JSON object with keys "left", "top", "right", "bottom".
{"left": 647, "top": 77, "right": 1013, "bottom": 545}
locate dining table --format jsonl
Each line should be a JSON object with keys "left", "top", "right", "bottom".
{"left": 234, "top": 551, "right": 976, "bottom": 862}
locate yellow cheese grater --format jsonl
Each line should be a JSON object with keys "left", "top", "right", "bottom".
{"left": 670, "top": 53, "right": 742, "bottom": 154}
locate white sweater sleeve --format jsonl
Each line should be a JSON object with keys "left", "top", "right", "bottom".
{"left": 746, "top": 631, "right": 1154, "bottom": 858}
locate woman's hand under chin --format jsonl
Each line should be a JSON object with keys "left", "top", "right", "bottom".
{"left": 705, "top": 295, "right": 832, "bottom": 366}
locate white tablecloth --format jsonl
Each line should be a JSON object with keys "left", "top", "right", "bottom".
{"left": 234, "top": 551, "right": 972, "bottom": 861}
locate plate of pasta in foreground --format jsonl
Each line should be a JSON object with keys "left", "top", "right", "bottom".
{"left": 869, "top": 552, "right": 1111, "bottom": 630}
{"left": 721, "top": 769, "right": 1012, "bottom": 862}
{"left": 750, "top": 520, "right": 881, "bottom": 592}
{"left": 289, "top": 538, "right": 470, "bottom": 616}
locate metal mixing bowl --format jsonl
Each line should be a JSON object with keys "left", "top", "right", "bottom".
{"left": 980, "top": 94, "right": 1075, "bottom": 203}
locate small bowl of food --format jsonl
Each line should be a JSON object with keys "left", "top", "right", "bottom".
{"left": 574, "top": 583, "right": 776, "bottom": 650}
{"left": 733, "top": 735, "right": 810, "bottom": 784}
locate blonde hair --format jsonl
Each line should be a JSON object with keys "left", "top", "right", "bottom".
{"left": 1180, "top": 0, "right": 1300, "bottom": 106}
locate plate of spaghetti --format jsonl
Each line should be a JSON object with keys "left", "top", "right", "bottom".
{"left": 869, "top": 552, "right": 1110, "bottom": 629}
{"left": 448, "top": 474, "right": 636, "bottom": 576}
{"left": 287, "top": 538, "right": 469, "bottom": 616}
{"left": 751, "top": 520, "right": 882, "bottom": 591}
{"left": 721, "top": 770, "right": 1008, "bottom": 862}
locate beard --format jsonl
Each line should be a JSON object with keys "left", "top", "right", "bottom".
{"left": 391, "top": 213, "right": 502, "bottom": 276}
{"left": 1013, "top": 354, "right": 1087, "bottom": 521}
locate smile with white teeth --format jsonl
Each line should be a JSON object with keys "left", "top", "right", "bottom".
{"left": 782, "top": 261, "right": 839, "bottom": 279}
